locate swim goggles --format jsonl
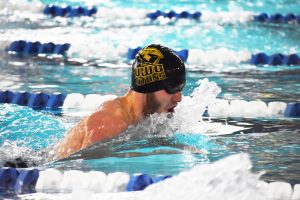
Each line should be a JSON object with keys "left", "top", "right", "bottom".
{"left": 164, "top": 83, "right": 185, "bottom": 94}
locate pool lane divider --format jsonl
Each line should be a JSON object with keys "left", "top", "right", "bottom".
{"left": 146, "top": 10, "right": 202, "bottom": 20}
{"left": 43, "top": 5, "right": 97, "bottom": 17}
{"left": 253, "top": 13, "right": 300, "bottom": 24}
{"left": 0, "top": 167, "right": 300, "bottom": 198}
{"left": 0, "top": 167, "right": 170, "bottom": 194}
{"left": 128, "top": 47, "right": 300, "bottom": 66}
{"left": 0, "top": 91, "right": 66, "bottom": 110}
{"left": 41, "top": 5, "right": 300, "bottom": 26}
{"left": 5, "top": 40, "right": 300, "bottom": 66}
{"left": 146, "top": 10, "right": 300, "bottom": 24}
{"left": 250, "top": 53, "right": 300, "bottom": 66}
{"left": 0, "top": 91, "right": 299, "bottom": 118}
{"left": 6, "top": 40, "right": 70, "bottom": 56}
{"left": 207, "top": 99, "right": 300, "bottom": 118}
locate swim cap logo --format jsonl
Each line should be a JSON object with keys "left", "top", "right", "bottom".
{"left": 134, "top": 47, "right": 166, "bottom": 86}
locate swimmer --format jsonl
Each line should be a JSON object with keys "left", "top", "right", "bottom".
{"left": 53, "top": 44, "right": 186, "bottom": 160}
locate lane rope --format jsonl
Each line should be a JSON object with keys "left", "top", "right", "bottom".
{"left": 0, "top": 167, "right": 299, "bottom": 198}
{"left": 5, "top": 41, "right": 300, "bottom": 66}
{"left": 1, "top": 90, "right": 299, "bottom": 118}
{"left": 41, "top": 5, "right": 300, "bottom": 26}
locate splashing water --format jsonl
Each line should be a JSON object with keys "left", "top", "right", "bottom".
{"left": 63, "top": 79, "right": 234, "bottom": 162}
{"left": 141, "top": 153, "right": 268, "bottom": 200}
{"left": 0, "top": 79, "right": 246, "bottom": 166}
{"left": 173, "top": 78, "right": 221, "bottom": 133}
{"left": 0, "top": 140, "right": 43, "bottom": 167}
{"left": 99, "top": 79, "right": 243, "bottom": 155}
{"left": 129, "top": 78, "right": 244, "bottom": 137}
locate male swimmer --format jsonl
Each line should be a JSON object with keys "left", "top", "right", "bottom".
{"left": 53, "top": 44, "right": 186, "bottom": 160}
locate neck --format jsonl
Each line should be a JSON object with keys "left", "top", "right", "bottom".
{"left": 121, "top": 90, "right": 146, "bottom": 125}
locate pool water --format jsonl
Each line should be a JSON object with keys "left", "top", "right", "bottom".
{"left": 0, "top": 0, "right": 300, "bottom": 197}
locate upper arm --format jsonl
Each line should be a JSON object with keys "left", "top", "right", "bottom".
{"left": 85, "top": 110, "right": 128, "bottom": 145}
{"left": 54, "top": 109, "right": 128, "bottom": 160}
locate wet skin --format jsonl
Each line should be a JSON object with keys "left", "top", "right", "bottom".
{"left": 53, "top": 89, "right": 183, "bottom": 160}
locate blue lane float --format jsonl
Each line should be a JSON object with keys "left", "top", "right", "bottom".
{"left": 253, "top": 13, "right": 300, "bottom": 24}
{"left": 6, "top": 40, "right": 70, "bottom": 56}
{"left": 0, "top": 168, "right": 19, "bottom": 191}
{"left": 0, "top": 168, "right": 39, "bottom": 194}
{"left": 126, "top": 174, "right": 153, "bottom": 191}
{"left": 146, "top": 10, "right": 202, "bottom": 20}
{"left": 284, "top": 103, "right": 300, "bottom": 118}
{"left": 14, "top": 169, "right": 39, "bottom": 194}
{"left": 250, "top": 53, "right": 300, "bottom": 65}
{"left": 43, "top": 5, "right": 97, "bottom": 17}
{"left": 126, "top": 174, "right": 172, "bottom": 191}
{"left": 0, "top": 91, "right": 66, "bottom": 110}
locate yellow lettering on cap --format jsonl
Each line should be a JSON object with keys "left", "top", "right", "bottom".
{"left": 134, "top": 47, "right": 167, "bottom": 86}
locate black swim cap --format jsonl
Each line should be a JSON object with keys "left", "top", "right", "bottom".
{"left": 131, "top": 44, "right": 186, "bottom": 94}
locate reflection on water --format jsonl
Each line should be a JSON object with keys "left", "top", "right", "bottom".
{"left": 213, "top": 118, "right": 300, "bottom": 184}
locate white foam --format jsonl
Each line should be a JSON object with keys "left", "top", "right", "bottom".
{"left": 19, "top": 191, "right": 139, "bottom": 200}
{"left": 173, "top": 78, "right": 221, "bottom": 134}
{"left": 187, "top": 48, "right": 251, "bottom": 66}
{"left": 0, "top": 0, "right": 43, "bottom": 14}
{"left": 140, "top": 154, "right": 268, "bottom": 200}
{"left": 0, "top": 0, "right": 45, "bottom": 24}
{"left": 0, "top": 140, "right": 43, "bottom": 166}
{"left": 201, "top": 11, "right": 254, "bottom": 23}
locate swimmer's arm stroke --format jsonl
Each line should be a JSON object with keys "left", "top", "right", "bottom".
{"left": 53, "top": 110, "right": 128, "bottom": 160}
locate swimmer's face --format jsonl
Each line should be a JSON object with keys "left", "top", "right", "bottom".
{"left": 143, "top": 90, "right": 182, "bottom": 115}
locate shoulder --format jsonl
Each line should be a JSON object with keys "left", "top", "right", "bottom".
{"left": 85, "top": 98, "right": 129, "bottom": 142}
{"left": 91, "top": 97, "right": 128, "bottom": 123}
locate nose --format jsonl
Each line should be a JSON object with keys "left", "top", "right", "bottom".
{"left": 172, "top": 91, "right": 182, "bottom": 102}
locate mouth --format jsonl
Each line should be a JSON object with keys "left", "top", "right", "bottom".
{"left": 167, "top": 105, "right": 177, "bottom": 113}
{"left": 167, "top": 107, "right": 175, "bottom": 112}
